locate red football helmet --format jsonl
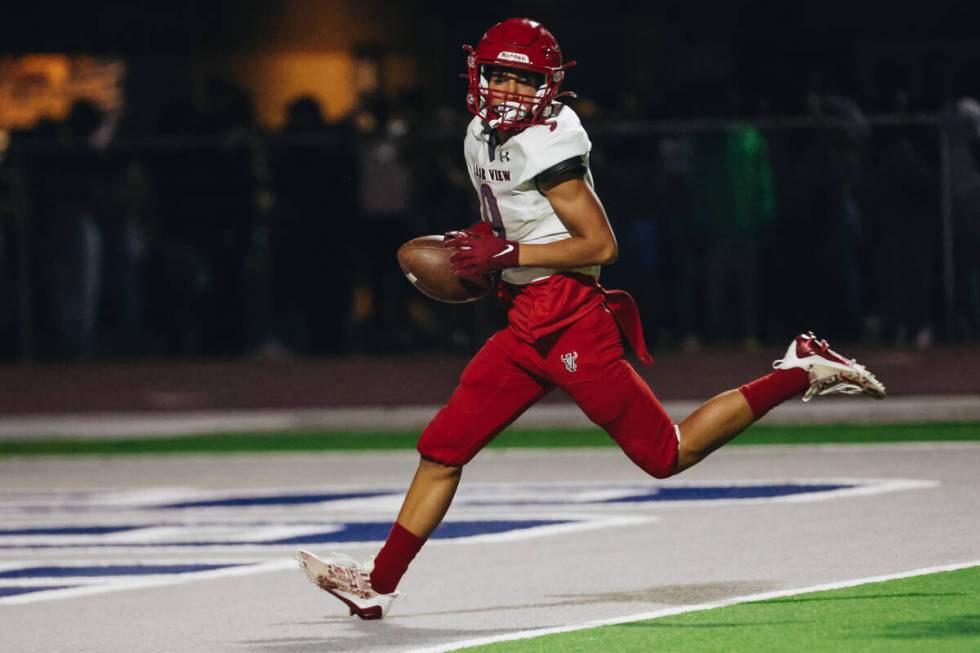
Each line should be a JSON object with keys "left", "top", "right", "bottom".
{"left": 464, "top": 18, "right": 575, "bottom": 130}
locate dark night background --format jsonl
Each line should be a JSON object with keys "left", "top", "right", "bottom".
{"left": 6, "top": 2, "right": 980, "bottom": 115}
{"left": 1, "top": 0, "right": 979, "bottom": 363}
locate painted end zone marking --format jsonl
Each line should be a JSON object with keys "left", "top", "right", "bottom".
{"left": 424, "top": 515, "right": 658, "bottom": 546}
{"left": 0, "top": 585, "right": 76, "bottom": 598}
{"left": 0, "top": 515, "right": 655, "bottom": 552}
{"left": 0, "top": 563, "right": 248, "bottom": 579}
{"left": 0, "top": 516, "right": 656, "bottom": 605}
{"left": 0, "top": 479, "right": 934, "bottom": 515}
{"left": 0, "top": 559, "right": 294, "bottom": 606}
{"left": 409, "top": 559, "right": 980, "bottom": 653}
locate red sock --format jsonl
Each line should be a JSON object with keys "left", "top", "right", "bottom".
{"left": 370, "top": 522, "right": 426, "bottom": 594}
{"left": 739, "top": 368, "right": 810, "bottom": 419}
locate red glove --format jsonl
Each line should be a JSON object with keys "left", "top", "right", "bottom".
{"left": 443, "top": 221, "right": 494, "bottom": 245}
{"left": 444, "top": 222, "right": 520, "bottom": 276}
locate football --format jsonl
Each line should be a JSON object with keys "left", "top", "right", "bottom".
{"left": 397, "top": 235, "right": 494, "bottom": 303}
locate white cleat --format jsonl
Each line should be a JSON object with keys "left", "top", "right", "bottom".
{"left": 296, "top": 550, "right": 398, "bottom": 620}
{"left": 774, "top": 331, "right": 887, "bottom": 402}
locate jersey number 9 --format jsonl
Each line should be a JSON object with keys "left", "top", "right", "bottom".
{"left": 479, "top": 184, "right": 506, "bottom": 237}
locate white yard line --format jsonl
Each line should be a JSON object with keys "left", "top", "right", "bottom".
{"left": 0, "top": 395, "right": 977, "bottom": 440}
{"left": 409, "top": 559, "right": 980, "bottom": 653}
{"left": 0, "top": 559, "right": 294, "bottom": 605}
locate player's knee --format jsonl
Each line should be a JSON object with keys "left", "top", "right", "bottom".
{"left": 416, "top": 438, "right": 470, "bottom": 468}
{"left": 616, "top": 436, "right": 679, "bottom": 479}
{"left": 621, "top": 424, "right": 680, "bottom": 479}
{"left": 418, "top": 457, "right": 463, "bottom": 479}
{"left": 417, "top": 411, "right": 478, "bottom": 468}
{"left": 637, "top": 456, "right": 676, "bottom": 479}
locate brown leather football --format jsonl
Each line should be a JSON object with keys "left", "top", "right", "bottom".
{"left": 397, "top": 235, "right": 494, "bottom": 303}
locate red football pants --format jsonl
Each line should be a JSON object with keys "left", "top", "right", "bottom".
{"left": 418, "top": 305, "right": 679, "bottom": 478}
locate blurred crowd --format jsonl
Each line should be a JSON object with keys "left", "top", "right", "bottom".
{"left": 1, "top": 59, "right": 980, "bottom": 363}
{"left": 0, "top": 79, "right": 483, "bottom": 362}
{"left": 599, "top": 57, "right": 980, "bottom": 352}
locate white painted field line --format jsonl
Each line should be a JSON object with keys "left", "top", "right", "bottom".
{"left": 0, "top": 558, "right": 295, "bottom": 606}
{"left": 408, "top": 559, "right": 980, "bottom": 653}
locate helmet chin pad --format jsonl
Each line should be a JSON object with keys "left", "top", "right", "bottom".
{"left": 488, "top": 99, "right": 530, "bottom": 128}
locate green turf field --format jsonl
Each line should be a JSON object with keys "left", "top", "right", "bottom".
{"left": 460, "top": 565, "right": 980, "bottom": 652}
{"left": 0, "top": 422, "right": 977, "bottom": 456}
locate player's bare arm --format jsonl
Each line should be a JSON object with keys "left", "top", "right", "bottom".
{"left": 518, "top": 176, "right": 618, "bottom": 268}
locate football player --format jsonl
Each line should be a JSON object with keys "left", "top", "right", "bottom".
{"left": 297, "top": 18, "right": 886, "bottom": 619}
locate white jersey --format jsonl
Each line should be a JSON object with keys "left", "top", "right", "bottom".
{"left": 463, "top": 104, "right": 599, "bottom": 285}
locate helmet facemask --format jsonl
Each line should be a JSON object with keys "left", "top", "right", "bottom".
{"left": 465, "top": 47, "right": 568, "bottom": 131}
{"left": 481, "top": 65, "right": 549, "bottom": 129}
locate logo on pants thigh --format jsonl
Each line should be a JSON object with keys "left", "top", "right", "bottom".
{"left": 561, "top": 351, "right": 579, "bottom": 372}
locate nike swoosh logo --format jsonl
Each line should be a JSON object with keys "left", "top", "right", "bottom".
{"left": 492, "top": 244, "right": 515, "bottom": 258}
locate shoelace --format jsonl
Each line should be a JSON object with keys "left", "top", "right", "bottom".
{"left": 773, "top": 344, "right": 871, "bottom": 376}
{"left": 803, "top": 376, "right": 864, "bottom": 401}
{"left": 811, "top": 336, "right": 876, "bottom": 374}
{"left": 330, "top": 565, "right": 376, "bottom": 597}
